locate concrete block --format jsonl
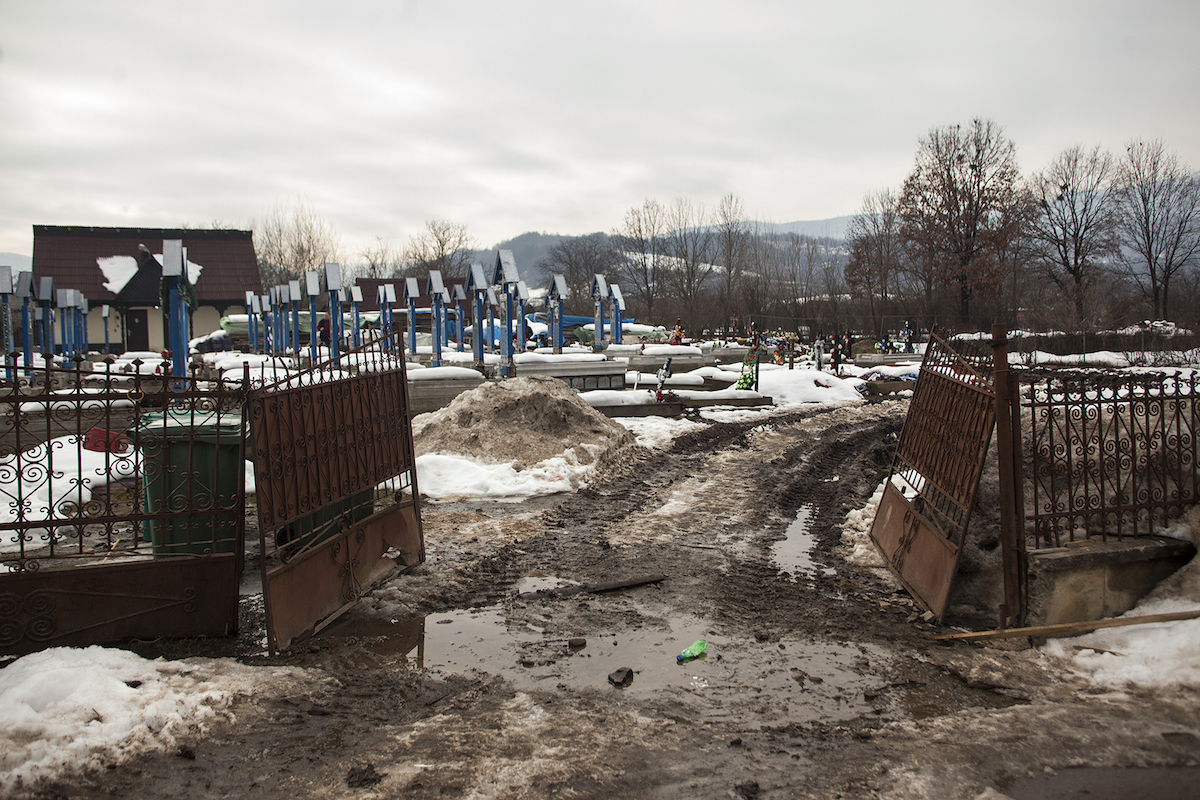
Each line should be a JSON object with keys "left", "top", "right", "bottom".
{"left": 1026, "top": 536, "right": 1195, "bottom": 627}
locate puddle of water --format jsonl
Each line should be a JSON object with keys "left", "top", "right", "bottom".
{"left": 771, "top": 506, "right": 837, "bottom": 579}
{"left": 319, "top": 606, "right": 889, "bottom": 728}
{"left": 999, "top": 765, "right": 1200, "bottom": 800}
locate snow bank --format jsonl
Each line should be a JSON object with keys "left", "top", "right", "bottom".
{"left": 755, "top": 368, "right": 864, "bottom": 405}
{"left": 579, "top": 389, "right": 656, "bottom": 407}
{"left": 0, "top": 647, "right": 302, "bottom": 794}
{"left": 1042, "top": 507, "right": 1200, "bottom": 687}
{"left": 412, "top": 376, "right": 637, "bottom": 501}
{"left": 416, "top": 451, "right": 596, "bottom": 500}
{"left": 1019, "top": 350, "right": 1130, "bottom": 368}
{"left": 844, "top": 480, "right": 1200, "bottom": 688}
{"left": 625, "top": 371, "right": 705, "bottom": 388}
{"left": 514, "top": 352, "right": 607, "bottom": 364}
{"left": 615, "top": 416, "right": 706, "bottom": 450}
{"left": 407, "top": 366, "right": 484, "bottom": 381}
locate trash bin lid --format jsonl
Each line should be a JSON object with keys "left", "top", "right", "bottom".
{"left": 131, "top": 409, "right": 243, "bottom": 443}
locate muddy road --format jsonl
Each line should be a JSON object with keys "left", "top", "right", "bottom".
{"left": 33, "top": 401, "right": 1200, "bottom": 800}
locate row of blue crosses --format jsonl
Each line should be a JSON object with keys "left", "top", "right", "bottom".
{"left": 253, "top": 250, "right": 629, "bottom": 377}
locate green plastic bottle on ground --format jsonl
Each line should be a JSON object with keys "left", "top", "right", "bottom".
{"left": 676, "top": 640, "right": 707, "bottom": 663}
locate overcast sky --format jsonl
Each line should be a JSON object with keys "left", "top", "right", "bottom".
{"left": 2, "top": 1, "right": 1197, "bottom": 260}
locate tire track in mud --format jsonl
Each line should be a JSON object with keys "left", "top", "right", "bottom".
{"left": 685, "top": 407, "right": 907, "bottom": 640}
{"left": 469, "top": 404, "right": 908, "bottom": 633}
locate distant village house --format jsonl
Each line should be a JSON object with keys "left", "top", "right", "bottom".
{"left": 30, "top": 225, "right": 261, "bottom": 353}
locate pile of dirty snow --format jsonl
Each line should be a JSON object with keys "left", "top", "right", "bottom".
{"left": 411, "top": 376, "right": 638, "bottom": 500}
{"left": 0, "top": 647, "right": 306, "bottom": 794}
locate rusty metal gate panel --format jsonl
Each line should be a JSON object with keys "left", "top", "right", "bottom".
{"left": 1, "top": 357, "right": 246, "bottom": 655}
{"left": 1, "top": 556, "right": 238, "bottom": 655}
{"left": 249, "top": 336, "right": 424, "bottom": 653}
{"left": 869, "top": 329, "right": 998, "bottom": 620}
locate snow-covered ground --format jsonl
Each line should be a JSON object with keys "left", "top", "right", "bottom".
{"left": 0, "top": 648, "right": 304, "bottom": 794}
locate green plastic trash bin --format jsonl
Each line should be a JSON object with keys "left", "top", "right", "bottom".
{"left": 134, "top": 410, "right": 245, "bottom": 570}
{"left": 276, "top": 487, "right": 375, "bottom": 559}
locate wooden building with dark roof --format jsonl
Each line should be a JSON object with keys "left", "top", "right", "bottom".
{"left": 31, "top": 225, "right": 261, "bottom": 353}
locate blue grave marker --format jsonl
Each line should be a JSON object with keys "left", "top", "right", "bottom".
{"left": 403, "top": 277, "right": 420, "bottom": 358}
{"left": 325, "top": 263, "right": 342, "bottom": 363}
{"left": 15, "top": 271, "right": 33, "bottom": 377}
{"left": 590, "top": 274, "right": 608, "bottom": 352}
{"left": 427, "top": 270, "right": 446, "bottom": 367}
{"left": 451, "top": 284, "right": 467, "bottom": 351}
{"left": 493, "top": 250, "right": 520, "bottom": 378}
{"left": 349, "top": 285, "right": 363, "bottom": 348}
{"left": 546, "top": 273, "right": 567, "bottom": 353}
{"left": 609, "top": 283, "right": 626, "bottom": 344}
{"left": 38, "top": 276, "right": 54, "bottom": 359}
{"left": 466, "top": 263, "right": 489, "bottom": 370}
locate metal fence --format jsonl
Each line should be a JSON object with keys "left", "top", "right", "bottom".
{"left": 0, "top": 356, "right": 248, "bottom": 654}
{"left": 0, "top": 356, "right": 248, "bottom": 573}
{"left": 1026, "top": 369, "right": 1199, "bottom": 546}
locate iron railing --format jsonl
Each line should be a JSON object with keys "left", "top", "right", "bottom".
{"left": 247, "top": 332, "right": 424, "bottom": 653}
{"left": 1026, "top": 369, "right": 1199, "bottom": 545}
{"left": 0, "top": 355, "right": 248, "bottom": 574}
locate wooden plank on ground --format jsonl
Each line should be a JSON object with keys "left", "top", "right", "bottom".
{"left": 935, "top": 609, "right": 1200, "bottom": 642}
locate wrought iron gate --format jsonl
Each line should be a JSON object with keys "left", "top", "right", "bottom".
{"left": 0, "top": 357, "right": 246, "bottom": 655}
{"left": 248, "top": 336, "right": 424, "bottom": 653}
{"left": 869, "top": 328, "right": 1004, "bottom": 622}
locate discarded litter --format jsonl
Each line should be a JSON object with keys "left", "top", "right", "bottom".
{"left": 676, "top": 640, "right": 707, "bottom": 663}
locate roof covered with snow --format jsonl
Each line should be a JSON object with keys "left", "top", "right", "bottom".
{"left": 31, "top": 225, "right": 262, "bottom": 305}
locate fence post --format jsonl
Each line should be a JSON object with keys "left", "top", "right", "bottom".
{"left": 992, "top": 324, "right": 1026, "bottom": 628}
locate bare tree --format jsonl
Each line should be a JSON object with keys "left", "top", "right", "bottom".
{"left": 1026, "top": 145, "right": 1119, "bottom": 327}
{"left": 403, "top": 220, "right": 479, "bottom": 280}
{"left": 740, "top": 223, "right": 777, "bottom": 329}
{"left": 662, "top": 198, "right": 714, "bottom": 331}
{"left": 611, "top": 199, "right": 667, "bottom": 321}
{"left": 1114, "top": 139, "right": 1200, "bottom": 320}
{"left": 254, "top": 198, "right": 342, "bottom": 287}
{"left": 535, "top": 234, "right": 622, "bottom": 316}
{"left": 772, "top": 233, "right": 816, "bottom": 331}
{"left": 898, "top": 118, "right": 1024, "bottom": 324}
{"left": 358, "top": 236, "right": 401, "bottom": 280}
{"left": 845, "top": 188, "right": 903, "bottom": 334}
{"left": 714, "top": 193, "right": 751, "bottom": 335}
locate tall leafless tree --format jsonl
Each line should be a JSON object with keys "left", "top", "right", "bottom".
{"left": 714, "top": 193, "right": 751, "bottom": 335}
{"left": 1113, "top": 139, "right": 1200, "bottom": 320}
{"left": 1026, "top": 145, "right": 1118, "bottom": 327}
{"left": 898, "top": 118, "right": 1024, "bottom": 324}
{"left": 845, "top": 188, "right": 903, "bottom": 335}
{"left": 612, "top": 199, "right": 667, "bottom": 321}
{"left": 535, "top": 233, "right": 622, "bottom": 316}
{"left": 740, "top": 222, "right": 778, "bottom": 329}
{"left": 358, "top": 235, "right": 401, "bottom": 279}
{"left": 402, "top": 220, "right": 479, "bottom": 280}
{"left": 662, "top": 198, "right": 714, "bottom": 331}
{"left": 254, "top": 198, "right": 342, "bottom": 287}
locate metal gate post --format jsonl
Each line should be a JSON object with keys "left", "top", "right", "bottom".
{"left": 992, "top": 324, "right": 1026, "bottom": 628}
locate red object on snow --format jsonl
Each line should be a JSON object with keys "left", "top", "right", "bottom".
{"left": 83, "top": 427, "right": 130, "bottom": 453}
